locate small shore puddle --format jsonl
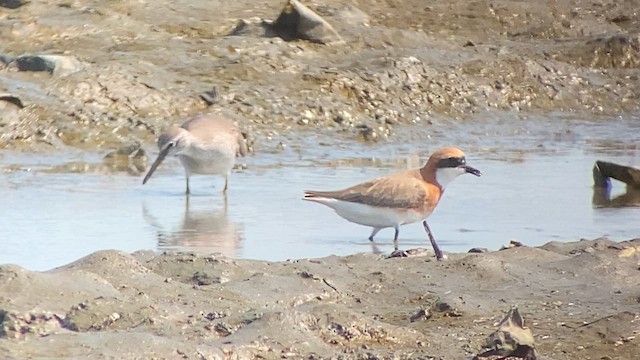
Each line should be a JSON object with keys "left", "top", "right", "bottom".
{"left": 1, "top": 115, "right": 639, "bottom": 271}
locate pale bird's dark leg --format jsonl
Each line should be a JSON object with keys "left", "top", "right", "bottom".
{"left": 186, "top": 177, "right": 191, "bottom": 195}
{"left": 368, "top": 227, "right": 381, "bottom": 241}
{"left": 223, "top": 175, "right": 228, "bottom": 193}
{"left": 393, "top": 226, "right": 399, "bottom": 251}
{"left": 423, "top": 220, "right": 443, "bottom": 261}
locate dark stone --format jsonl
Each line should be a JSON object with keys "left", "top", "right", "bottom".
{"left": 272, "top": 0, "right": 343, "bottom": 44}
{"left": 0, "top": 0, "right": 28, "bottom": 9}
{"left": 594, "top": 160, "right": 640, "bottom": 189}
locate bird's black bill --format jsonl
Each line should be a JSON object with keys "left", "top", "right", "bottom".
{"left": 463, "top": 165, "right": 482, "bottom": 177}
{"left": 142, "top": 145, "right": 172, "bottom": 184}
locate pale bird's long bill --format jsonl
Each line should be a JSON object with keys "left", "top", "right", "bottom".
{"left": 142, "top": 144, "right": 172, "bottom": 184}
{"left": 463, "top": 165, "right": 482, "bottom": 177}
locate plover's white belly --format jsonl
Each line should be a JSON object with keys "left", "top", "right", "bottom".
{"left": 320, "top": 198, "right": 429, "bottom": 228}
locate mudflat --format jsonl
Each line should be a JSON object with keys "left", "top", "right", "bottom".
{"left": 1, "top": 238, "right": 639, "bottom": 359}
{"left": 1, "top": 0, "right": 639, "bottom": 151}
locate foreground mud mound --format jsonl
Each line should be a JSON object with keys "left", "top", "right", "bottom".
{"left": 1, "top": 238, "right": 638, "bottom": 359}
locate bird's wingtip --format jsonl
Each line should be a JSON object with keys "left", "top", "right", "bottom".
{"left": 302, "top": 191, "right": 318, "bottom": 200}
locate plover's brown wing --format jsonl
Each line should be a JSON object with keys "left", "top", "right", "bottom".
{"left": 305, "top": 176, "right": 428, "bottom": 209}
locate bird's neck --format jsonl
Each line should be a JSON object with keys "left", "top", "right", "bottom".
{"left": 419, "top": 165, "right": 444, "bottom": 190}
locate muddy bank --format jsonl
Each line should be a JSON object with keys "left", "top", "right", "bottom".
{"left": 1, "top": 0, "right": 640, "bottom": 151}
{"left": 0, "top": 238, "right": 638, "bottom": 359}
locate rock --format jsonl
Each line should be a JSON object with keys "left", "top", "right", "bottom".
{"left": 0, "top": 0, "right": 28, "bottom": 9}
{"left": 474, "top": 307, "right": 537, "bottom": 359}
{"left": 11, "top": 55, "right": 83, "bottom": 76}
{"left": 593, "top": 160, "right": 640, "bottom": 189}
{"left": 593, "top": 161, "right": 611, "bottom": 188}
{"left": 617, "top": 247, "right": 637, "bottom": 258}
{"left": 500, "top": 240, "right": 525, "bottom": 250}
{"left": 272, "top": 0, "right": 344, "bottom": 44}
{"left": 0, "top": 310, "right": 64, "bottom": 339}
{"left": 0, "top": 93, "right": 24, "bottom": 108}
{"left": 432, "top": 298, "right": 464, "bottom": 317}
{"left": 468, "top": 247, "right": 489, "bottom": 253}
{"left": 192, "top": 271, "right": 223, "bottom": 286}
{"left": 0, "top": 55, "right": 14, "bottom": 69}
{"left": 43, "top": 55, "right": 84, "bottom": 76}
{"left": 200, "top": 86, "right": 220, "bottom": 106}
{"left": 0, "top": 93, "right": 23, "bottom": 127}
{"left": 204, "top": 312, "right": 227, "bottom": 321}
{"left": 355, "top": 123, "right": 378, "bottom": 142}
{"left": 333, "top": 110, "right": 353, "bottom": 125}
{"left": 228, "top": 17, "right": 273, "bottom": 38}
{"left": 409, "top": 308, "right": 431, "bottom": 322}
{"left": 592, "top": 185, "right": 640, "bottom": 208}
{"left": 387, "top": 248, "right": 432, "bottom": 258}
{"left": 593, "top": 161, "right": 640, "bottom": 207}
{"left": 103, "top": 142, "right": 147, "bottom": 176}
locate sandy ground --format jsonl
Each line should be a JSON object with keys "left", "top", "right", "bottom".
{"left": 2, "top": 0, "right": 640, "bottom": 358}
{"left": 1, "top": 238, "right": 639, "bottom": 359}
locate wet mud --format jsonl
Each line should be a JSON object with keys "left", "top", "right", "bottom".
{"left": 1, "top": 0, "right": 639, "bottom": 151}
{"left": 1, "top": 238, "right": 639, "bottom": 359}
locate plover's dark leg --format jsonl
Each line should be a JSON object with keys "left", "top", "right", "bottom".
{"left": 423, "top": 220, "right": 443, "bottom": 261}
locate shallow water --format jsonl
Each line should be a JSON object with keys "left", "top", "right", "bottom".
{"left": 1, "top": 114, "right": 639, "bottom": 271}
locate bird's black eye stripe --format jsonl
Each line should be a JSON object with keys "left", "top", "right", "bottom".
{"left": 437, "top": 157, "right": 466, "bottom": 168}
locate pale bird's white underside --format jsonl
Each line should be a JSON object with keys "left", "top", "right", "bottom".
{"left": 176, "top": 137, "right": 237, "bottom": 177}
{"left": 307, "top": 197, "right": 430, "bottom": 228}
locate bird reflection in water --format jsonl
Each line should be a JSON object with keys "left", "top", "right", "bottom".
{"left": 143, "top": 196, "right": 244, "bottom": 257}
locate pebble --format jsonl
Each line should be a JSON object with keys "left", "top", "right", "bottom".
{"left": 618, "top": 247, "right": 636, "bottom": 257}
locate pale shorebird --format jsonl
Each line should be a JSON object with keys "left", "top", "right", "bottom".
{"left": 142, "top": 113, "right": 248, "bottom": 194}
{"left": 303, "top": 147, "right": 481, "bottom": 260}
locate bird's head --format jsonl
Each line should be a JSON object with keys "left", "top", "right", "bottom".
{"left": 426, "top": 147, "right": 482, "bottom": 188}
{"left": 142, "top": 126, "right": 189, "bottom": 185}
